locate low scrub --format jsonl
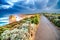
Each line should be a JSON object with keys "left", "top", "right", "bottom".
{"left": 44, "top": 14, "right": 60, "bottom": 27}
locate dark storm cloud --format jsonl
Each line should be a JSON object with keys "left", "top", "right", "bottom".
{"left": 0, "top": 0, "right": 60, "bottom": 26}
{"left": 0, "top": 0, "right": 60, "bottom": 16}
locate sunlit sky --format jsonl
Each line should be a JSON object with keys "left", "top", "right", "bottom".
{"left": 0, "top": 0, "right": 60, "bottom": 26}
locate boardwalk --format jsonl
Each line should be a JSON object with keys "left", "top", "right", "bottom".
{"left": 35, "top": 15, "right": 59, "bottom": 40}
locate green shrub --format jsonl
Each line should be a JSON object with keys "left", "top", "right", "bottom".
{"left": 0, "top": 27, "right": 8, "bottom": 35}
{"left": 53, "top": 19, "right": 60, "bottom": 27}
{"left": 58, "top": 16, "right": 60, "bottom": 19}
{"left": 44, "top": 14, "right": 60, "bottom": 27}
{"left": 31, "top": 15, "right": 39, "bottom": 24}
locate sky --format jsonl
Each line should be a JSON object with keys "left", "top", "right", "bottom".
{"left": 0, "top": 0, "right": 60, "bottom": 26}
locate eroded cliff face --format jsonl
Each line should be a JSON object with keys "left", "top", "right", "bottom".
{"left": 9, "top": 15, "right": 16, "bottom": 23}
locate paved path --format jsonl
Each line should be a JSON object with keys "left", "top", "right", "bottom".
{"left": 35, "top": 15, "right": 59, "bottom": 40}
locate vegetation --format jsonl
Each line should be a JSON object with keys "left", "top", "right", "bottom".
{"left": 3, "top": 14, "right": 40, "bottom": 29}
{"left": 58, "top": 16, "right": 60, "bottom": 19}
{"left": 0, "top": 27, "right": 9, "bottom": 40}
{"left": 0, "top": 14, "right": 40, "bottom": 40}
{"left": 44, "top": 13, "right": 60, "bottom": 27}
{"left": 30, "top": 14, "right": 40, "bottom": 24}
{"left": 0, "top": 27, "right": 9, "bottom": 35}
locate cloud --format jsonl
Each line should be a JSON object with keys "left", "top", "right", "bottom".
{"left": 0, "top": 0, "right": 19, "bottom": 9}
{"left": 0, "top": 22, "right": 8, "bottom": 26}
{"left": 0, "top": 20, "right": 8, "bottom": 22}
{"left": 0, "top": 5, "right": 11, "bottom": 9}
{"left": 47, "top": 0, "right": 58, "bottom": 7}
{"left": 0, "top": 17, "right": 9, "bottom": 20}
{"left": 0, "top": 17, "right": 9, "bottom": 26}
{"left": 0, "top": 0, "right": 49, "bottom": 9}
{"left": 54, "top": 0, "right": 60, "bottom": 9}
{"left": 0, "top": 0, "right": 60, "bottom": 14}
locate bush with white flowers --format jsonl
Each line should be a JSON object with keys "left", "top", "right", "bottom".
{"left": 1, "top": 21, "right": 31, "bottom": 40}
{"left": 0, "top": 16, "right": 39, "bottom": 40}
